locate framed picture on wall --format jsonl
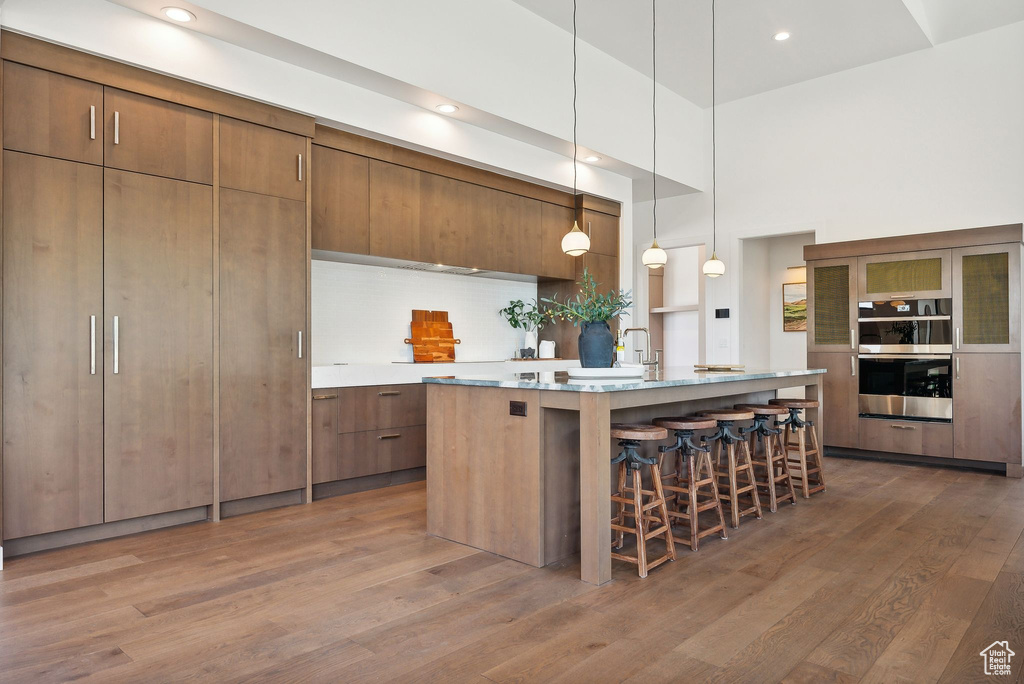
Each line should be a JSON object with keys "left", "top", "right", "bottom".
{"left": 783, "top": 282, "right": 807, "bottom": 332}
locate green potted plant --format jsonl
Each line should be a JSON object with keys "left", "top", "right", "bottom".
{"left": 499, "top": 298, "right": 548, "bottom": 358}
{"left": 542, "top": 268, "right": 632, "bottom": 368}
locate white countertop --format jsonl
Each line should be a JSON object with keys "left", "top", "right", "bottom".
{"left": 312, "top": 359, "right": 581, "bottom": 389}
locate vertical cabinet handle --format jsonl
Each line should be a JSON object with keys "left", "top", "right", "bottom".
{"left": 90, "top": 315, "right": 96, "bottom": 375}
{"left": 297, "top": 154, "right": 303, "bottom": 181}
{"left": 298, "top": 331, "right": 303, "bottom": 359}
{"left": 956, "top": 356, "right": 960, "bottom": 380}
{"left": 955, "top": 327, "right": 960, "bottom": 350}
{"left": 113, "top": 316, "right": 120, "bottom": 374}
{"left": 114, "top": 111, "right": 120, "bottom": 145}
{"left": 587, "top": 221, "right": 592, "bottom": 237}
{"left": 90, "top": 105, "right": 96, "bottom": 140}
{"left": 850, "top": 329, "right": 856, "bottom": 350}
{"left": 851, "top": 355, "right": 856, "bottom": 376}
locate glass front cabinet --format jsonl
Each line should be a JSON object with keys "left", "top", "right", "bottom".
{"left": 807, "top": 257, "right": 858, "bottom": 353}
{"left": 952, "top": 243, "right": 1022, "bottom": 353}
{"left": 857, "top": 249, "right": 952, "bottom": 300}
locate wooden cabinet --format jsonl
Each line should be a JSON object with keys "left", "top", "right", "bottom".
{"left": 102, "top": 88, "right": 213, "bottom": 185}
{"left": 858, "top": 418, "right": 952, "bottom": 459}
{"left": 368, "top": 160, "right": 426, "bottom": 262}
{"left": 953, "top": 353, "right": 1021, "bottom": 463}
{"left": 337, "top": 427, "right": 427, "bottom": 480}
{"left": 2, "top": 152, "right": 104, "bottom": 539}
{"left": 541, "top": 203, "right": 576, "bottom": 280}
{"left": 807, "top": 257, "right": 858, "bottom": 353}
{"left": 580, "top": 208, "right": 618, "bottom": 257}
{"left": 102, "top": 169, "right": 214, "bottom": 521}
{"left": 311, "top": 392, "right": 339, "bottom": 485}
{"left": 858, "top": 249, "right": 951, "bottom": 300}
{"left": 952, "top": 244, "right": 1021, "bottom": 353}
{"left": 337, "top": 384, "right": 426, "bottom": 433}
{"left": 311, "top": 145, "right": 369, "bottom": 254}
{"left": 808, "top": 352, "right": 859, "bottom": 449}
{"left": 3, "top": 62, "right": 103, "bottom": 164}
{"left": 219, "top": 117, "right": 306, "bottom": 201}
{"left": 219, "top": 188, "right": 307, "bottom": 501}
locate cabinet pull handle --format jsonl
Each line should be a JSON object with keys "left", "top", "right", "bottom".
{"left": 378, "top": 433, "right": 401, "bottom": 440}
{"left": 888, "top": 294, "right": 912, "bottom": 300}
{"left": 90, "top": 315, "right": 96, "bottom": 375}
{"left": 378, "top": 390, "right": 401, "bottom": 396}
{"left": 113, "top": 316, "right": 119, "bottom": 374}
{"left": 298, "top": 154, "right": 303, "bottom": 181}
{"left": 114, "top": 111, "right": 120, "bottom": 145}
{"left": 312, "top": 394, "right": 338, "bottom": 400}
{"left": 850, "top": 329, "right": 856, "bottom": 350}
{"left": 90, "top": 106, "right": 96, "bottom": 140}
{"left": 587, "top": 221, "right": 592, "bottom": 237}
{"left": 955, "top": 327, "right": 960, "bottom": 350}
{"left": 891, "top": 424, "right": 917, "bottom": 430}
{"left": 298, "top": 331, "right": 303, "bottom": 359}
{"left": 851, "top": 355, "right": 855, "bottom": 376}
{"left": 956, "top": 356, "right": 960, "bottom": 380}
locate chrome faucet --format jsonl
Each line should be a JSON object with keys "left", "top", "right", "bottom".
{"left": 623, "top": 327, "right": 661, "bottom": 372}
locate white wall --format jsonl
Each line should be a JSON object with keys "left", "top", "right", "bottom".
{"left": 636, "top": 21, "right": 1024, "bottom": 364}
{"left": 311, "top": 261, "right": 538, "bottom": 365}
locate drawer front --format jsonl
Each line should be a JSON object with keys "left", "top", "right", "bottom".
{"left": 338, "top": 384, "right": 426, "bottom": 433}
{"left": 337, "top": 425, "right": 426, "bottom": 481}
{"left": 857, "top": 418, "right": 952, "bottom": 459}
{"left": 311, "top": 392, "right": 340, "bottom": 484}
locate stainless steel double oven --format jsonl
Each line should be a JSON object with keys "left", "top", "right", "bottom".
{"left": 857, "top": 298, "right": 953, "bottom": 422}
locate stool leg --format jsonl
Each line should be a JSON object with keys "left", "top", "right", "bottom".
{"left": 613, "top": 462, "right": 627, "bottom": 549}
{"left": 702, "top": 452, "right": 728, "bottom": 540}
{"left": 808, "top": 424, "right": 827, "bottom": 493}
{"left": 797, "top": 427, "right": 810, "bottom": 499}
{"left": 754, "top": 432, "right": 778, "bottom": 513}
{"left": 775, "top": 432, "right": 797, "bottom": 505}
{"left": 739, "top": 438, "right": 763, "bottom": 520}
{"left": 687, "top": 453, "right": 700, "bottom": 551}
{"left": 632, "top": 468, "right": 648, "bottom": 578}
{"left": 726, "top": 443, "right": 740, "bottom": 529}
{"left": 650, "top": 463, "right": 675, "bottom": 562}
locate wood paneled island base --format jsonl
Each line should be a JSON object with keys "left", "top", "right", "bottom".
{"left": 425, "top": 368, "right": 825, "bottom": 585}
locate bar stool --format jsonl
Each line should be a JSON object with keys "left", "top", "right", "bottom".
{"left": 769, "top": 399, "right": 827, "bottom": 498}
{"left": 610, "top": 423, "right": 676, "bottom": 578}
{"left": 698, "top": 408, "right": 762, "bottom": 529}
{"left": 735, "top": 404, "right": 797, "bottom": 513}
{"left": 652, "top": 416, "right": 728, "bottom": 551}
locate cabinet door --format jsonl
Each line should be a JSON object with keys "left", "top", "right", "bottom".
{"left": 953, "top": 353, "right": 1021, "bottom": 463}
{"left": 311, "top": 391, "right": 340, "bottom": 484}
{"left": 540, "top": 202, "right": 576, "bottom": 280}
{"left": 311, "top": 145, "right": 369, "bottom": 254}
{"left": 3, "top": 62, "right": 103, "bottom": 164}
{"left": 368, "top": 160, "right": 428, "bottom": 263}
{"left": 103, "top": 170, "right": 214, "bottom": 521}
{"left": 858, "top": 249, "right": 951, "bottom": 300}
{"left": 2, "top": 152, "right": 103, "bottom": 538}
{"left": 220, "top": 188, "right": 307, "bottom": 501}
{"left": 953, "top": 244, "right": 1021, "bottom": 353}
{"left": 103, "top": 88, "right": 213, "bottom": 184}
{"left": 220, "top": 118, "right": 306, "bottom": 201}
{"left": 581, "top": 209, "right": 618, "bottom": 257}
{"left": 807, "top": 258, "right": 858, "bottom": 353}
{"left": 807, "top": 352, "right": 859, "bottom": 449}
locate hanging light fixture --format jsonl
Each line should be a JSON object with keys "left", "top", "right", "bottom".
{"left": 561, "top": 0, "right": 591, "bottom": 257}
{"left": 642, "top": 0, "right": 667, "bottom": 269}
{"left": 703, "top": 0, "right": 725, "bottom": 278}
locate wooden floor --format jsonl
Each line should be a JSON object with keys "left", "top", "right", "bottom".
{"left": 2, "top": 457, "right": 1023, "bottom": 683}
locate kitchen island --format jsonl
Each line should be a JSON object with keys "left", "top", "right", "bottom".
{"left": 424, "top": 368, "right": 826, "bottom": 585}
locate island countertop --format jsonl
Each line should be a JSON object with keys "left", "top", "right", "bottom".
{"left": 422, "top": 367, "right": 825, "bottom": 392}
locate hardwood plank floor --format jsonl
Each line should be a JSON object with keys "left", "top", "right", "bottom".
{"left": 2, "top": 457, "right": 1023, "bottom": 683}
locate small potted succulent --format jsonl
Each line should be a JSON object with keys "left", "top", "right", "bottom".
{"left": 499, "top": 298, "right": 548, "bottom": 358}
{"left": 543, "top": 268, "right": 632, "bottom": 368}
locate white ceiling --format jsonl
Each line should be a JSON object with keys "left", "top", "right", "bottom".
{"left": 511, "top": 0, "right": 1024, "bottom": 107}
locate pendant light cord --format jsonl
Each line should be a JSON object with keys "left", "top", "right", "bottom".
{"left": 572, "top": 0, "right": 578, "bottom": 197}
{"left": 711, "top": 0, "right": 717, "bottom": 254}
{"left": 652, "top": 0, "right": 657, "bottom": 241}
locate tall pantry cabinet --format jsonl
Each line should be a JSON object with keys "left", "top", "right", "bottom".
{"left": 1, "top": 38, "right": 312, "bottom": 549}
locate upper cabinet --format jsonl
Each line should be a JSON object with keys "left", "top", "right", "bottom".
{"left": 857, "top": 249, "right": 951, "bottom": 300}
{"left": 953, "top": 243, "right": 1022, "bottom": 353}
{"left": 580, "top": 208, "right": 619, "bottom": 257}
{"left": 311, "top": 145, "right": 369, "bottom": 254}
{"left": 807, "top": 257, "right": 858, "bottom": 353}
{"left": 102, "top": 88, "right": 213, "bottom": 185}
{"left": 3, "top": 62, "right": 103, "bottom": 164}
{"left": 220, "top": 117, "right": 306, "bottom": 201}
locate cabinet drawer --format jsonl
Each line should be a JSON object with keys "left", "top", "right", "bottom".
{"left": 311, "top": 392, "right": 340, "bottom": 484}
{"left": 332, "top": 425, "right": 426, "bottom": 481}
{"left": 857, "top": 418, "right": 952, "bottom": 459}
{"left": 338, "top": 384, "right": 426, "bottom": 433}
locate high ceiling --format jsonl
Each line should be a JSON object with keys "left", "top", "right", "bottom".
{"left": 511, "top": 0, "right": 1024, "bottom": 107}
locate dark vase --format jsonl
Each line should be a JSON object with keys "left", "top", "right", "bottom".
{"left": 578, "top": 320, "right": 614, "bottom": 368}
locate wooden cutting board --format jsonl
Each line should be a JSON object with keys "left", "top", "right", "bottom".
{"left": 404, "top": 310, "right": 461, "bottom": 362}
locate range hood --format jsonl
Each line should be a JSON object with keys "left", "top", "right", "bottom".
{"left": 311, "top": 250, "right": 538, "bottom": 283}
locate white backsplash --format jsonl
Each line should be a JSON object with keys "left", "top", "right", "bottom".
{"left": 311, "top": 260, "right": 539, "bottom": 365}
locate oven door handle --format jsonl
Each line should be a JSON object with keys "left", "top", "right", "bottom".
{"left": 857, "top": 315, "right": 952, "bottom": 322}
{"left": 858, "top": 354, "right": 952, "bottom": 360}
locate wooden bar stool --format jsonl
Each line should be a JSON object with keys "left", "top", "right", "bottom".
{"left": 610, "top": 423, "right": 676, "bottom": 578}
{"left": 735, "top": 404, "right": 797, "bottom": 513}
{"left": 769, "top": 399, "right": 827, "bottom": 498}
{"left": 698, "top": 409, "right": 763, "bottom": 528}
{"left": 652, "top": 416, "right": 728, "bottom": 551}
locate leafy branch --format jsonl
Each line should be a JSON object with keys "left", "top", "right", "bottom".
{"left": 499, "top": 299, "right": 548, "bottom": 332}
{"left": 542, "top": 268, "right": 633, "bottom": 326}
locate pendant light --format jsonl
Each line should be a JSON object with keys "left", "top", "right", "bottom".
{"left": 642, "top": 0, "right": 667, "bottom": 269}
{"left": 703, "top": 0, "right": 726, "bottom": 278}
{"left": 561, "top": 0, "right": 591, "bottom": 257}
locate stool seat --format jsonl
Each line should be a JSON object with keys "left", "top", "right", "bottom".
{"left": 699, "top": 408, "right": 754, "bottom": 421}
{"left": 653, "top": 416, "right": 718, "bottom": 431}
{"left": 734, "top": 404, "right": 789, "bottom": 416}
{"left": 769, "top": 398, "right": 819, "bottom": 409}
{"left": 610, "top": 423, "right": 669, "bottom": 441}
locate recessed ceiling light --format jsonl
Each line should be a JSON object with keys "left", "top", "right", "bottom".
{"left": 162, "top": 7, "right": 196, "bottom": 22}
{"left": 773, "top": 31, "right": 791, "bottom": 41}
{"left": 435, "top": 104, "right": 459, "bottom": 114}
{"left": 584, "top": 155, "right": 602, "bottom": 163}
